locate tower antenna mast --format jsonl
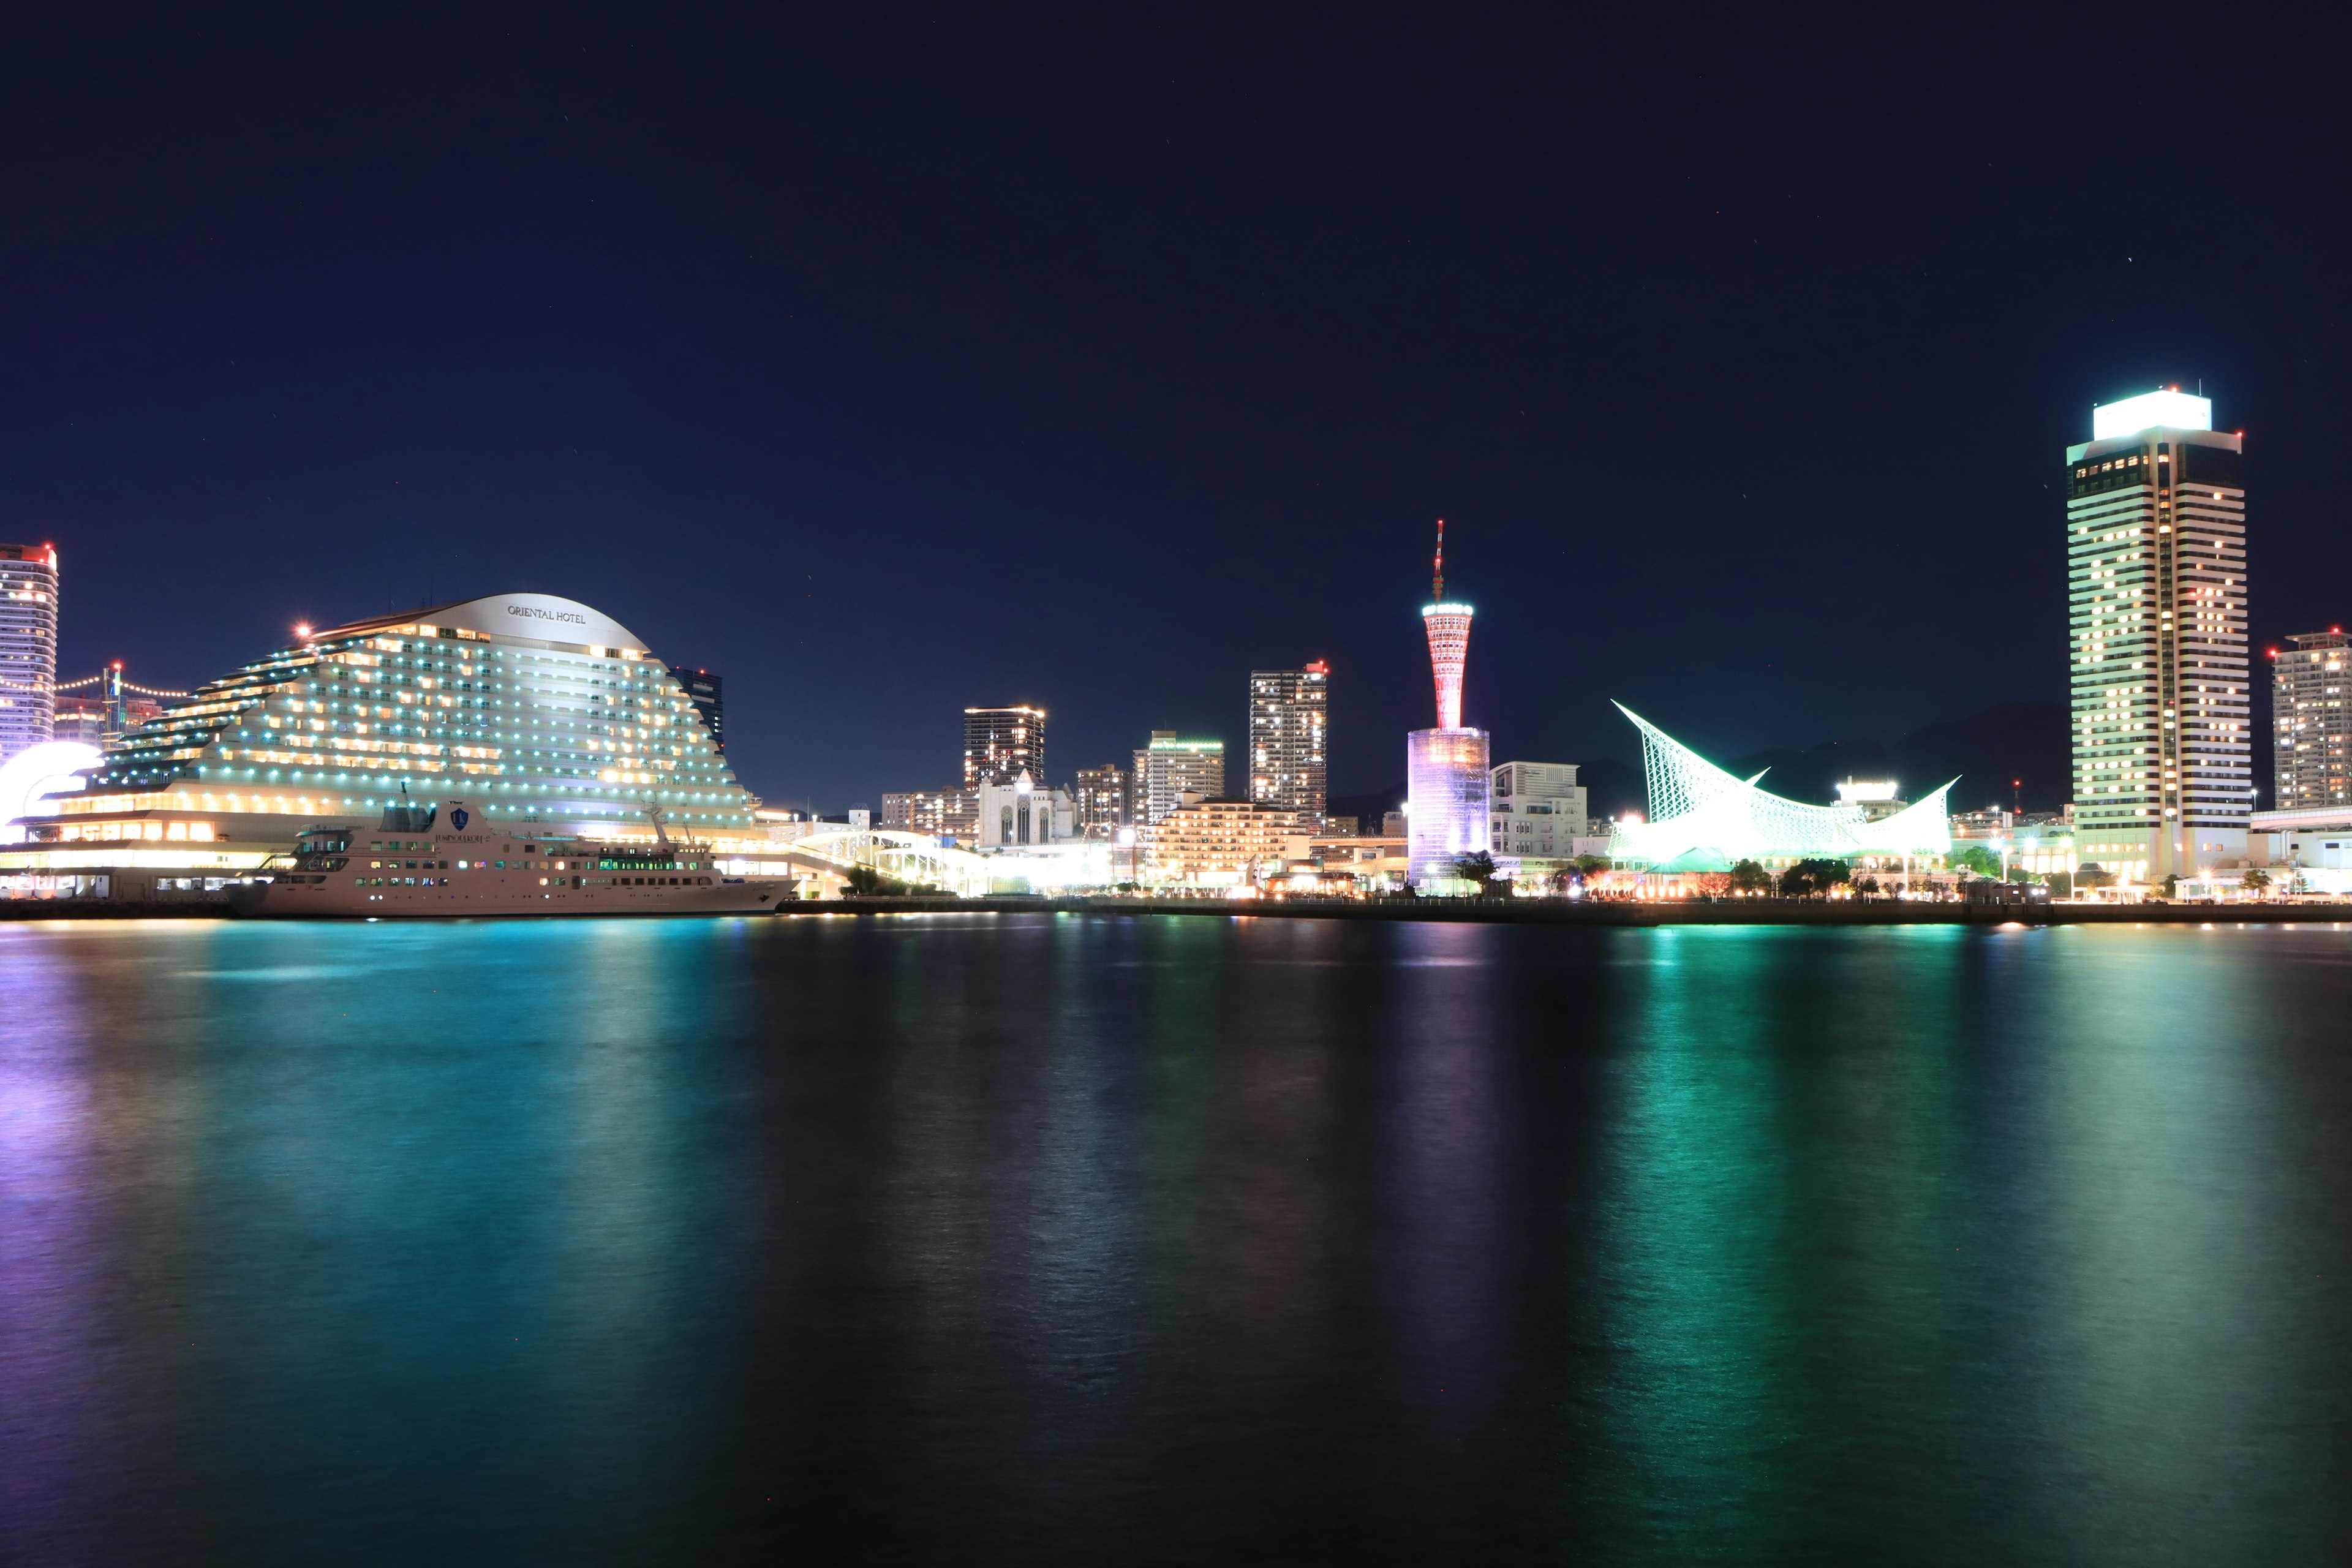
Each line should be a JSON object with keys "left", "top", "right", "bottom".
{"left": 1433, "top": 518, "right": 1446, "bottom": 601}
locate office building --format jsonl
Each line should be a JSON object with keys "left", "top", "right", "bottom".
{"left": 881, "top": 788, "right": 980, "bottom": 844}
{"left": 18, "top": 592, "right": 758, "bottom": 861}
{"left": 0, "top": 543, "right": 59, "bottom": 763}
{"left": 2067, "top": 388, "right": 2250, "bottom": 883}
{"left": 1407, "top": 521, "right": 1490, "bottom": 885}
{"left": 1143, "top": 796, "right": 1300, "bottom": 888}
{"left": 965, "top": 705, "right": 1046, "bottom": 788}
{"left": 680, "top": 668, "right": 725, "bottom": 752}
{"left": 2272, "top": 630, "right": 2350, "bottom": 809}
{"left": 1134, "top": 732, "right": 1225, "bottom": 824}
{"left": 1489, "top": 761, "right": 1587, "bottom": 861}
{"left": 978, "top": 771, "right": 1075, "bottom": 847}
{"left": 1074, "top": 764, "right": 1130, "bottom": 838}
{"left": 1248, "top": 662, "right": 1329, "bottom": 827}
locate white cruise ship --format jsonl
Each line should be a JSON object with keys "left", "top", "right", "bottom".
{"left": 225, "top": 802, "right": 785, "bottom": 918}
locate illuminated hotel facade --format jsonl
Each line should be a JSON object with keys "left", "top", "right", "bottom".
{"left": 9, "top": 592, "right": 759, "bottom": 875}
{"left": 0, "top": 543, "right": 59, "bottom": 763}
{"left": 1406, "top": 521, "right": 1490, "bottom": 886}
{"left": 1135, "top": 731, "right": 1225, "bottom": 824}
{"left": 2067, "top": 389, "right": 2250, "bottom": 883}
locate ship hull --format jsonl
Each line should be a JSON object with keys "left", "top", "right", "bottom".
{"left": 225, "top": 876, "right": 785, "bottom": 918}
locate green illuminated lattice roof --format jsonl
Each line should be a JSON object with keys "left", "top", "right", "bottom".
{"left": 1607, "top": 704, "right": 1953, "bottom": 867}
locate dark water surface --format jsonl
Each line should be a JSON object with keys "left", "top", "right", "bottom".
{"left": 4, "top": 915, "right": 2351, "bottom": 1566}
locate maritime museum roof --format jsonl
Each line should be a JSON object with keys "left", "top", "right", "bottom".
{"left": 1607, "top": 704, "right": 1953, "bottom": 870}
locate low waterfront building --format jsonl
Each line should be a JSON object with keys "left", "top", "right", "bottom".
{"left": 1143, "top": 795, "right": 1300, "bottom": 888}
{"left": 881, "top": 788, "right": 980, "bottom": 844}
{"left": 2249, "top": 802, "right": 2352, "bottom": 894}
{"left": 1311, "top": 832, "right": 1408, "bottom": 889}
{"left": 1488, "top": 760, "right": 1586, "bottom": 863}
{"left": 1834, "top": 778, "right": 1911, "bottom": 822}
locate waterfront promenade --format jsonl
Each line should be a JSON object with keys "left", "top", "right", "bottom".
{"left": 9, "top": 892, "right": 2350, "bottom": 925}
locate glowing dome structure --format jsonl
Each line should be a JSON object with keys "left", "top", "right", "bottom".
{"left": 1607, "top": 704, "right": 1953, "bottom": 869}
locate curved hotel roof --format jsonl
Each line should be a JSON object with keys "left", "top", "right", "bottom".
{"left": 66, "top": 592, "right": 756, "bottom": 838}
{"left": 1608, "top": 704, "right": 1953, "bottom": 869}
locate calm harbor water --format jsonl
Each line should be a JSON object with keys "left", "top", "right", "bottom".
{"left": 4, "top": 914, "right": 2351, "bottom": 1566}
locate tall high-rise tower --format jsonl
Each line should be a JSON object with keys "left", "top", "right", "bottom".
{"left": 964, "top": 704, "right": 1046, "bottom": 788}
{"left": 0, "top": 543, "right": 59, "bottom": 764}
{"left": 2067, "top": 388, "right": 2250, "bottom": 883}
{"left": 2271, "top": 630, "right": 2350, "bottom": 810}
{"left": 1248, "top": 662, "right": 1329, "bottom": 827}
{"left": 1406, "top": 520, "right": 1490, "bottom": 886}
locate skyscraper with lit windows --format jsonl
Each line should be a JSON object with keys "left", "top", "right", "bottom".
{"left": 2067, "top": 388, "right": 2249, "bottom": 883}
{"left": 963, "top": 705, "right": 1046, "bottom": 788}
{"left": 1248, "top": 662, "right": 1327, "bottom": 828}
{"left": 0, "top": 543, "right": 59, "bottom": 764}
{"left": 2271, "top": 629, "right": 2350, "bottom": 810}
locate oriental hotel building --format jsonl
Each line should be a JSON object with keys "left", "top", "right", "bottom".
{"left": 6, "top": 593, "right": 762, "bottom": 880}
{"left": 2067, "top": 388, "right": 2250, "bottom": 884}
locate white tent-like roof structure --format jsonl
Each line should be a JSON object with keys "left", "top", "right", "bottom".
{"left": 1606, "top": 704, "right": 1953, "bottom": 869}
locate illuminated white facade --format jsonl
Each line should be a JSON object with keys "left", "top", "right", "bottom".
{"left": 0, "top": 543, "right": 59, "bottom": 763}
{"left": 1135, "top": 732, "right": 1226, "bottom": 824}
{"left": 1489, "top": 761, "right": 1585, "bottom": 861}
{"left": 15, "top": 592, "right": 758, "bottom": 865}
{"left": 978, "top": 771, "right": 1075, "bottom": 846}
{"left": 1607, "top": 705, "right": 1952, "bottom": 868}
{"left": 2067, "top": 390, "right": 2250, "bottom": 882}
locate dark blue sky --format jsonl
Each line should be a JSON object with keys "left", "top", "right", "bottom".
{"left": 5, "top": 6, "right": 2346, "bottom": 807}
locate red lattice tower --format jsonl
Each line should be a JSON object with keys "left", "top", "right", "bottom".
{"left": 1421, "top": 518, "right": 1473, "bottom": 729}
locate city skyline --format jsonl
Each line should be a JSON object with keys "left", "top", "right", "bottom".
{"left": 7, "top": 14, "right": 2350, "bottom": 812}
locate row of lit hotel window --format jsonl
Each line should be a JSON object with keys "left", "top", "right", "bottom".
{"left": 353, "top": 875, "right": 714, "bottom": 888}
{"left": 56, "top": 821, "right": 214, "bottom": 842}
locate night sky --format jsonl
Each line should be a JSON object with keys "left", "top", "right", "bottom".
{"left": 6, "top": 7, "right": 2346, "bottom": 809}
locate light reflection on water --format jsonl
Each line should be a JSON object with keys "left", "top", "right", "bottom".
{"left": 2, "top": 916, "right": 2350, "bottom": 1566}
